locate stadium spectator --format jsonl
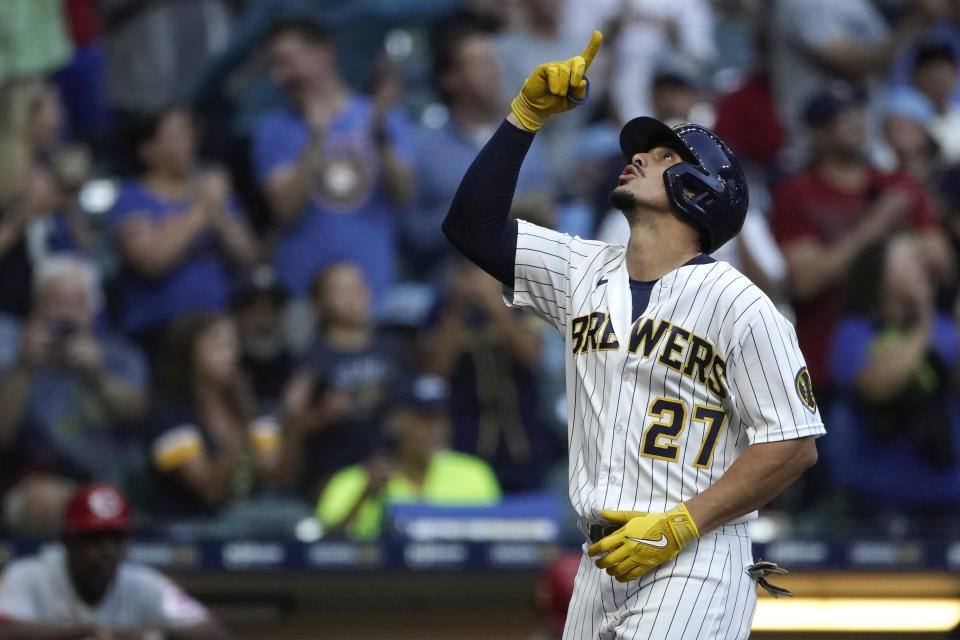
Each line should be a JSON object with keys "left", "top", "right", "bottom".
{"left": 406, "top": 23, "right": 551, "bottom": 281}
{"left": 252, "top": 16, "right": 414, "bottom": 303}
{"left": 713, "top": 72, "right": 784, "bottom": 172}
{"left": 54, "top": 0, "right": 109, "bottom": 144}
{"left": 824, "top": 237, "right": 960, "bottom": 506}
{"left": 561, "top": 0, "right": 715, "bottom": 122}
{"left": 908, "top": 41, "right": 960, "bottom": 162}
{"left": 712, "top": 4, "right": 785, "bottom": 173}
{"left": 0, "top": 80, "right": 93, "bottom": 318}
{"left": 769, "top": 0, "right": 947, "bottom": 160}
{"left": 0, "top": 483, "right": 228, "bottom": 638}
{"left": 876, "top": 87, "right": 960, "bottom": 312}
{"left": 0, "top": 142, "right": 60, "bottom": 318}
{"left": 316, "top": 375, "right": 500, "bottom": 539}
{"left": 890, "top": 1, "right": 960, "bottom": 106}
{"left": 422, "top": 260, "right": 553, "bottom": 493}
{"left": 648, "top": 68, "right": 711, "bottom": 127}
{"left": 145, "top": 312, "right": 279, "bottom": 520}
{"left": 0, "top": 79, "right": 65, "bottom": 161}
{"left": 495, "top": 0, "right": 575, "bottom": 102}
{"left": 555, "top": 124, "right": 621, "bottom": 237}
{"left": 0, "top": 0, "right": 73, "bottom": 85}
{"left": 494, "top": 0, "right": 589, "bottom": 182}
{"left": 278, "top": 262, "right": 407, "bottom": 500}
{"left": 770, "top": 84, "right": 952, "bottom": 395}
{"left": 871, "top": 87, "right": 960, "bottom": 308}
{"left": 710, "top": 0, "right": 765, "bottom": 75}
{"left": 0, "top": 79, "right": 93, "bottom": 218}
{"left": 45, "top": 143, "right": 95, "bottom": 255}
{"left": 231, "top": 265, "right": 294, "bottom": 413}
{"left": 0, "top": 256, "right": 147, "bottom": 538}
{"left": 880, "top": 86, "right": 940, "bottom": 181}
{"left": 191, "top": 0, "right": 466, "bottom": 138}
{"left": 101, "top": 0, "right": 233, "bottom": 120}
{"left": 108, "top": 106, "right": 258, "bottom": 358}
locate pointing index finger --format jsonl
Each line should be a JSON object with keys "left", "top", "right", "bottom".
{"left": 580, "top": 30, "right": 603, "bottom": 70}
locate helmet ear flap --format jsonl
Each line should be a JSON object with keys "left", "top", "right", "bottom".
{"left": 664, "top": 167, "right": 718, "bottom": 252}
{"left": 676, "top": 173, "right": 710, "bottom": 204}
{"left": 666, "top": 167, "right": 711, "bottom": 211}
{"left": 678, "top": 175, "right": 701, "bottom": 200}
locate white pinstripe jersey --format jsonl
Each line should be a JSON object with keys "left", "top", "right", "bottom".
{"left": 507, "top": 220, "right": 826, "bottom": 524}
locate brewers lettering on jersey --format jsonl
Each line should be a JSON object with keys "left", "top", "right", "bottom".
{"left": 443, "top": 30, "right": 825, "bottom": 639}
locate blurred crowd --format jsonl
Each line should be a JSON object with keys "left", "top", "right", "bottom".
{"left": 3, "top": 0, "right": 960, "bottom": 541}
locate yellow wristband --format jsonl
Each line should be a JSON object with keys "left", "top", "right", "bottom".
{"left": 668, "top": 503, "right": 700, "bottom": 547}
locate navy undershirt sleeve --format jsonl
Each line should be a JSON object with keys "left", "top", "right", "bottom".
{"left": 441, "top": 120, "right": 534, "bottom": 286}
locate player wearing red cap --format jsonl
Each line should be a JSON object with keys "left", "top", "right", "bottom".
{"left": 0, "top": 484, "right": 228, "bottom": 639}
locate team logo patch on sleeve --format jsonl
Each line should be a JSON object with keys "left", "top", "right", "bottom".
{"left": 795, "top": 367, "right": 817, "bottom": 413}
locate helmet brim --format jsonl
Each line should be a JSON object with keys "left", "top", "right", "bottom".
{"left": 619, "top": 117, "right": 698, "bottom": 165}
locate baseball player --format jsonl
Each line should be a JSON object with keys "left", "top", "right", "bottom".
{"left": 0, "top": 484, "right": 227, "bottom": 640}
{"left": 443, "top": 31, "right": 825, "bottom": 638}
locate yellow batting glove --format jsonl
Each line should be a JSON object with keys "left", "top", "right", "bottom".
{"left": 510, "top": 30, "right": 602, "bottom": 131}
{"left": 587, "top": 504, "right": 700, "bottom": 583}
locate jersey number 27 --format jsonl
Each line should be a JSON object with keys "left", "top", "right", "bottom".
{"left": 641, "top": 397, "right": 726, "bottom": 468}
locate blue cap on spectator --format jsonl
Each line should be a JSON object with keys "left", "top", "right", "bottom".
{"left": 394, "top": 375, "right": 450, "bottom": 412}
{"left": 803, "top": 82, "right": 866, "bottom": 127}
{"left": 883, "top": 86, "right": 936, "bottom": 128}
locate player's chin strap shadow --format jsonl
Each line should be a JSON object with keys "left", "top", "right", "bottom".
{"left": 745, "top": 560, "right": 795, "bottom": 598}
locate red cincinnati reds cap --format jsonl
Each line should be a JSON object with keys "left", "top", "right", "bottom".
{"left": 63, "top": 483, "right": 131, "bottom": 534}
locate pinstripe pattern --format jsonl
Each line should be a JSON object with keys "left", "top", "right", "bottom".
{"left": 510, "top": 225, "right": 825, "bottom": 521}
{"left": 562, "top": 525, "right": 756, "bottom": 639}
{"left": 509, "top": 220, "right": 824, "bottom": 638}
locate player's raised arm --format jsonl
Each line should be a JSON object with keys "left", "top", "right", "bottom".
{"left": 441, "top": 31, "right": 602, "bottom": 286}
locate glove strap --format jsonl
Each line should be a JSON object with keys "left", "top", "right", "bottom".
{"left": 567, "top": 78, "right": 590, "bottom": 105}
{"left": 746, "top": 560, "right": 796, "bottom": 598}
{"left": 666, "top": 503, "right": 700, "bottom": 548}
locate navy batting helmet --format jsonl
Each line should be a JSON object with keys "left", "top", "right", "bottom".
{"left": 619, "top": 117, "right": 748, "bottom": 253}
